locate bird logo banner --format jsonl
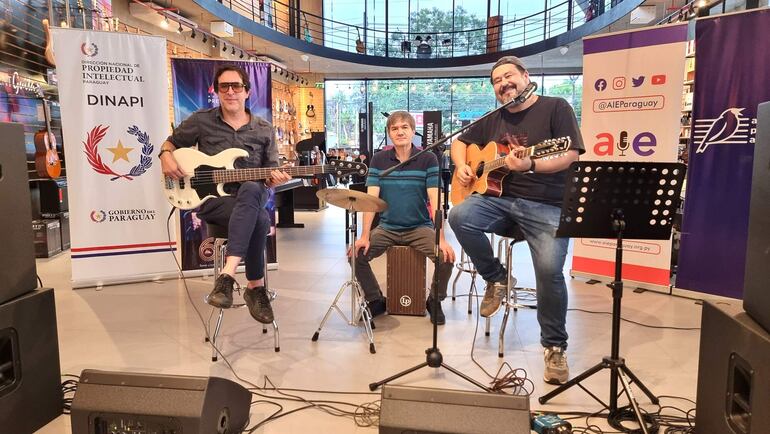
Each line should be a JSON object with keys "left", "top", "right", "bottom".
{"left": 572, "top": 24, "right": 688, "bottom": 291}
{"left": 676, "top": 9, "right": 769, "bottom": 298}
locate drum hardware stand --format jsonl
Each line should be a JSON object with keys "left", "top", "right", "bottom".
{"left": 311, "top": 199, "right": 376, "bottom": 353}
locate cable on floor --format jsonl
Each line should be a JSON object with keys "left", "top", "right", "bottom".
{"left": 164, "top": 209, "right": 381, "bottom": 431}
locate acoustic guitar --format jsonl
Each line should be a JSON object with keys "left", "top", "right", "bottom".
{"left": 34, "top": 100, "right": 61, "bottom": 179}
{"left": 42, "top": 18, "right": 55, "bottom": 66}
{"left": 163, "top": 148, "right": 368, "bottom": 210}
{"left": 355, "top": 27, "right": 365, "bottom": 54}
{"left": 450, "top": 137, "right": 571, "bottom": 205}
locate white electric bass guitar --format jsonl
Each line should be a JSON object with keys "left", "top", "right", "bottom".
{"left": 163, "top": 148, "right": 368, "bottom": 210}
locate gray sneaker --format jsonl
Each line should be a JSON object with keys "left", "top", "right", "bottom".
{"left": 543, "top": 346, "right": 569, "bottom": 384}
{"left": 480, "top": 281, "right": 506, "bottom": 317}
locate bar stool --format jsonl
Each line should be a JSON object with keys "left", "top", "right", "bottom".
{"left": 450, "top": 234, "right": 497, "bottom": 315}
{"left": 484, "top": 224, "right": 537, "bottom": 358}
{"left": 204, "top": 222, "right": 279, "bottom": 361}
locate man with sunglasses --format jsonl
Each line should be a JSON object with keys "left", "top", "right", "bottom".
{"left": 159, "top": 65, "right": 290, "bottom": 324}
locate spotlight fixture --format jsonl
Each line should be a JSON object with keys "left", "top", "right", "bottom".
{"left": 239, "top": 50, "right": 244, "bottom": 59}
{"left": 177, "top": 23, "right": 183, "bottom": 34}
{"left": 160, "top": 17, "right": 169, "bottom": 29}
{"left": 202, "top": 34, "right": 208, "bottom": 43}
{"left": 222, "top": 43, "right": 227, "bottom": 52}
{"left": 191, "top": 29, "right": 196, "bottom": 39}
{"left": 213, "top": 40, "right": 218, "bottom": 48}
{"left": 231, "top": 47, "right": 236, "bottom": 55}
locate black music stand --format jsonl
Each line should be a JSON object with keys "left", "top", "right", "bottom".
{"left": 539, "top": 161, "right": 686, "bottom": 433}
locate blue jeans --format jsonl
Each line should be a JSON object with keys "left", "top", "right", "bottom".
{"left": 198, "top": 181, "right": 271, "bottom": 281}
{"left": 448, "top": 194, "right": 569, "bottom": 349}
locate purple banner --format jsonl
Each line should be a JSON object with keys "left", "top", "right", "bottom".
{"left": 676, "top": 10, "right": 770, "bottom": 298}
{"left": 169, "top": 59, "right": 275, "bottom": 271}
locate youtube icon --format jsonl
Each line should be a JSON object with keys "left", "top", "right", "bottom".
{"left": 651, "top": 74, "right": 666, "bottom": 85}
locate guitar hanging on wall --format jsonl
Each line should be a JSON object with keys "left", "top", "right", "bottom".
{"left": 306, "top": 104, "right": 316, "bottom": 117}
{"left": 302, "top": 12, "right": 312, "bottom": 43}
{"left": 34, "top": 99, "right": 62, "bottom": 179}
{"left": 355, "top": 27, "right": 365, "bottom": 54}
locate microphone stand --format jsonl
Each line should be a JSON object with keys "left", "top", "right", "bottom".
{"left": 368, "top": 82, "right": 537, "bottom": 392}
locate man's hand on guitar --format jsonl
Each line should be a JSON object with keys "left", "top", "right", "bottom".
{"left": 504, "top": 145, "right": 532, "bottom": 172}
{"left": 160, "top": 153, "right": 187, "bottom": 180}
{"left": 455, "top": 164, "right": 477, "bottom": 187}
{"left": 266, "top": 169, "right": 291, "bottom": 188}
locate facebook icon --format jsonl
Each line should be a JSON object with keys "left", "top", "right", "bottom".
{"left": 594, "top": 78, "right": 607, "bottom": 91}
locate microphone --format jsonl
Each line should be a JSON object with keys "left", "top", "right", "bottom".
{"left": 510, "top": 81, "right": 538, "bottom": 105}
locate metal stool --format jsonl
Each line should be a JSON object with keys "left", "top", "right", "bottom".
{"left": 451, "top": 234, "right": 497, "bottom": 314}
{"left": 204, "top": 222, "right": 279, "bottom": 361}
{"left": 484, "top": 224, "right": 537, "bottom": 358}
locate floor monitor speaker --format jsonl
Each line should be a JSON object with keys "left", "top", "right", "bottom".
{"left": 0, "top": 122, "right": 37, "bottom": 303}
{"left": 0, "top": 288, "right": 63, "bottom": 434}
{"left": 379, "top": 385, "right": 530, "bottom": 434}
{"left": 71, "top": 370, "right": 251, "bottom": 434}
{"left": 696, "top": 301, "right": 770, "bottom": 434}
{"left": 744, "top": 101, "right": 770, "bottom": 332}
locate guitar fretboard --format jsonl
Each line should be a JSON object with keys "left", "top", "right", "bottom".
{"left": 211, "top": 165, "right": 328, "bottom": 184}
{"left": 482, "top": 146, "right": 537, "bottom": 173}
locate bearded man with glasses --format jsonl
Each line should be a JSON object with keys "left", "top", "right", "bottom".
{"left": 159, "top": 65, "right": 291, "bottom": 324}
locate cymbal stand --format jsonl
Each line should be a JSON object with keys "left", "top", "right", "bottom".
{"left": 311, "top": 205, "right": 376, "bottom": 353}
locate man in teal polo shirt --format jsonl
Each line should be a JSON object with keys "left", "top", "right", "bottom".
{"left": 352, "top": 111, "right": 456, "bottom": 325}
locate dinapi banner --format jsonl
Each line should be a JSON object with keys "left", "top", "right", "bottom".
{"left": 52, "top": 28, "right": 177, "bottom": 288}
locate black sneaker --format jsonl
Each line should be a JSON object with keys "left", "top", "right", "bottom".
{"left": 244, "top": 286, "right": 274, "bottom": 324}
{"left": 366, "top": 297, "right": 387, "bottom": 318}
{"left": 208, "top": 274, "right": 235, "bottom": 308}
{"left": 426, "top": 295, "right": 446, "bottom": 325}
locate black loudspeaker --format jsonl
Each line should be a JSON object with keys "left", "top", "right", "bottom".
{"left": 71, "top": 370, "right": 252, "bottom": 434}
{"left": 0, "top": 288, "right": 63, "bottom": 434}
{"left": 744, "top": 102, "right": 770, "bottom": 332}
{"left": 696, "top": 301, "right": 770, "bottom": 434}
{"left": 379, "top": 385, "right": 530, "bottom": 434}
{"left": 0, "top": 122, "right": 37, "bottom": 304}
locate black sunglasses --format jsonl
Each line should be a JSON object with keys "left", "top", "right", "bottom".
{"left": 218, "top": 82, "right": 247, "bottom": 93}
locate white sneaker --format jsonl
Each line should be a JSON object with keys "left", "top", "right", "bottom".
{"left": 544, "top": 346, "right": 569, "bottom": 384}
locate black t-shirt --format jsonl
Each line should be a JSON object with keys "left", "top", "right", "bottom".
{"left": 458, "top": 95, "right": 585, "bottom": 206}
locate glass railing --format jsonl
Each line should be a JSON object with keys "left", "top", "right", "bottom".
{"left": 217, "top": 0, "right": 626, "bottom": 59}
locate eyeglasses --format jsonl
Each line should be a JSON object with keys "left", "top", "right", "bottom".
{"left": 218, "top": 82, "right": 246, "bottom": 93}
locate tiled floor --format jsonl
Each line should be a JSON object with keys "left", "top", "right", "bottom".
{"left": 34, "top": 205, "right": 710, "bottom": 433}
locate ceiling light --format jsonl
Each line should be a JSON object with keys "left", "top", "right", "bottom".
{"left": 160, "top": 17, "right": 169, "bottom": 29}
{"left": 301, "top": 54, "right": 309, "bottom": 62}
{"left": 559, "top": 45, "right": 569, "bottom": 55}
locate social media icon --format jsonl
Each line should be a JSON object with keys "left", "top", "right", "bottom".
{"left": 594, "top": 78, "right": 607, "bottom": 92}
{"left": 651, "top": 74, "right": 666, "bottom": 85}
{"left": 612, "top": 77, "right": 626, "bottom": 90}
{"left": 632, "top": 76, "right": 645, "bottom": 87}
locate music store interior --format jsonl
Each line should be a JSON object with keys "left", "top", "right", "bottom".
{"left": 2, "top": 0, "right": 769, "bottom": 433}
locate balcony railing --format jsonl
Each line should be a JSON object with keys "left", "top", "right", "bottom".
{"left": 216, "top": 0, "right": 626, "bottom": 59}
